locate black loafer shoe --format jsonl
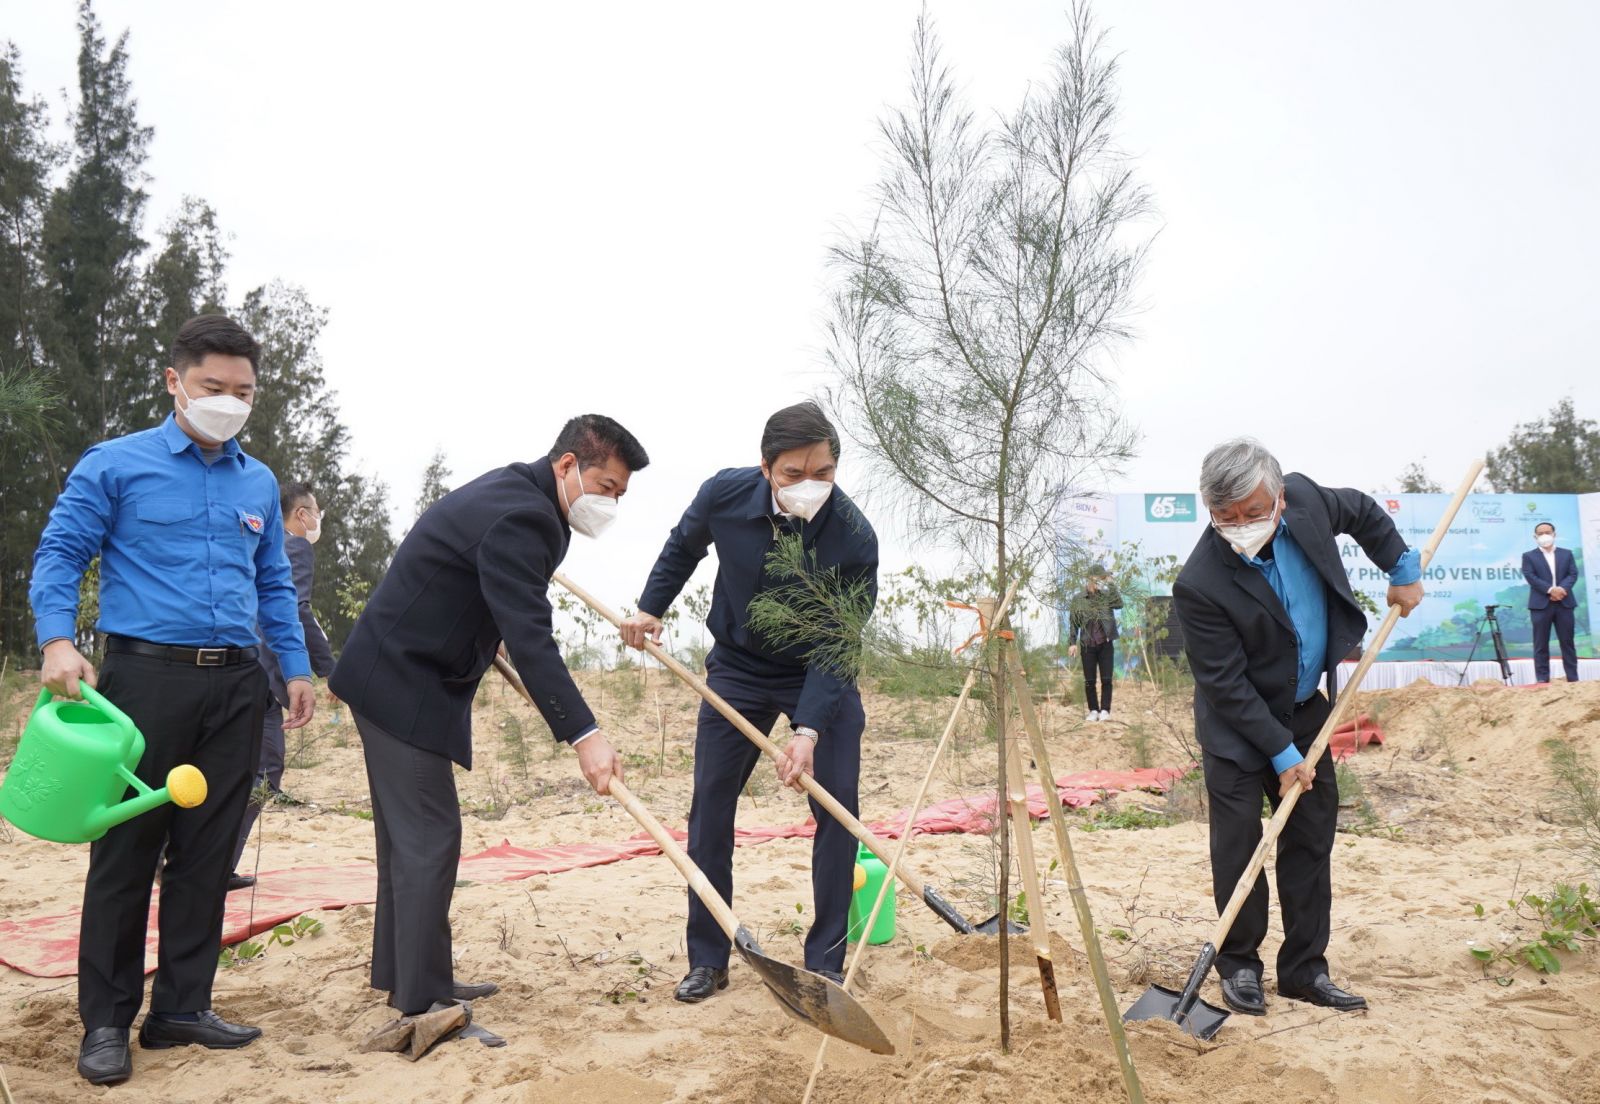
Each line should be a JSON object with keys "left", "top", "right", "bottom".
{"left": 452, "top": 979, "right": 499, "bottom": 1002}
{"left": 138, "top": 1010, "right": 262, "bottom": 1050}
{"left": 1220, "top": 968, "right": 1267, "bottom": 1016}
{"left": 226, "top": 873, "right": 256, "bottom": 892}
{"left": 78, "top": 1027, "right": 132, "bottom": 1085}
{"left": 814, "top": 969, "right": 844, "bottom": 986}
{"left": 674, "top": 966, "right": 729, "bottom": 1003}
{"left": 1279, "top": 973, "right": 1367, "bottom": 1011}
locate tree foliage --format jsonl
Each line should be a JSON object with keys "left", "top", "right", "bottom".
{"left": 826, "top": 5, "right": 1146, "bottom": 589}
{"left": 1485, "top": 398, "right": 1600, "bottom": 494}
{"left": 415, "top": 448, "right": 453, "bottom": 520}
{"left": 1397, "top": 461, "right": 1443, "bottom": 494}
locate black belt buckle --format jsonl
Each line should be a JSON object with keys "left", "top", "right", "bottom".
{"left": 195, "top": 647, "right": 229, "bottom": 667}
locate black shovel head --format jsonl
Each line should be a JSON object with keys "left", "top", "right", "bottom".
{"left": 732, "top": 926, "right": 895, "bottom": 1055}
{"left": 1121, "top": 983, "right": 1231, "bottom": 1041}
{"left": 973, "top": 913, "right": 1029, "bottom": 935}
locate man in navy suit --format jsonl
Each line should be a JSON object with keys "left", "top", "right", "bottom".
{"left": 1522, "top": 522, "right": 1580, "bottom": 683}
{"left": 619, "top": 402, "right": 878, "bottom": 1002}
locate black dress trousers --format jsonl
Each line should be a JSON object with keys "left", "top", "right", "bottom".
{"left": 354, "top": 710, "right": 461, "bottom": 1016}
{"left": 1202, "top": 690, "right": 1339, "bottom": 989}
{"left": 78, "top": 651, "right": 266, "bottom": 1029}
{"left": 684, "top": 648, "right": 864, "bottom": 975}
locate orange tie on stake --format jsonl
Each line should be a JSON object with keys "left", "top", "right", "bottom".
{"left": 949, "top": 599, "right": 1016, "bottom": 655}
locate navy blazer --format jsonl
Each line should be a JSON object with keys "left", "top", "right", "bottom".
{"left": 259, "top": 532, "right": 335, "bottom": 706}
{"left": 330, "top": 459, "right": 595, "bottom": 768}
{"left": 1522, "top": 546, "right": 1578, "bottom": 610}
{"left": 1173, "top": 473, "right": 1409, "bottom": 769}
{"left": 637, "top": 467, "right": 878, "bottom": 733}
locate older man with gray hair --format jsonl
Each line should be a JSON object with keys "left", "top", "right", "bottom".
{"left": 1172, "top": 438, "right": 1423, "bottom": 1018}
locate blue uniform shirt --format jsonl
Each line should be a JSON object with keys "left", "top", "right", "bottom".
{"left": 30, "top": 415, "right": 311, "bottom": 679}
{"left": 1241, "top": 519, "right": 1420, "bottom": 772}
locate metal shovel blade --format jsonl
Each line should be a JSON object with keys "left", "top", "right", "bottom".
{"left": 973, "top": 912, "right": 1029, "bottom": 935}
{"left": 1121, "top": 983, "right": 1231, "bottom": 1041}
{"left": 732, "top": 926, "right": 895, "bottom": 1055}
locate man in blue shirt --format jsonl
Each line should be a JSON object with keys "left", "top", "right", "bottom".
{"left": 1173, "top": 438, "right": 1423, "bottom": 1020}
{"left": 620, "top": 402, "right": 878, "bottom": 1002}
{"left": 30, "top": 315, "right": 314, "bottom": 1086}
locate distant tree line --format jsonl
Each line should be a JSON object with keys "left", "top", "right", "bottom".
{"left": 1397, "top": 398, "right": 1600, "bottom": 495}
{"left": 0, "top": 2, "right": 395, "bottom": 660}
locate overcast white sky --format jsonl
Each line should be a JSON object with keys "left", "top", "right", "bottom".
{"left": 7, "top": 0, "right": 1598, "bottom": 612}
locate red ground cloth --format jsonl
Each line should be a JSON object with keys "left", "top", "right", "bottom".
{"left": 0, "top": 753, "right": 1372, "bottom": 979}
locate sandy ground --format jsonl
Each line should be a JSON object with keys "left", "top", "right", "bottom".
{"left": 1, "top": 667, "right": 1598, "bottom": 1104}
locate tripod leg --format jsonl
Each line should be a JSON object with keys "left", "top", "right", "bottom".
{"left": 1458, "top": 617, "right": 1486, "bottom": 687}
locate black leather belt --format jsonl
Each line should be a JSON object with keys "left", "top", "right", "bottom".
{"left": 106, "top": 636, "right": 260, "bottom": 667}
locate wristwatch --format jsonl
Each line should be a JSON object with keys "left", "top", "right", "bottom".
{"left": 794, "top": 726, "right": 819, "bottom": 742}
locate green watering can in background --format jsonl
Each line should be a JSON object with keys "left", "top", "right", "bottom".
{"left": 0, "top": 681, "right": 207, "bottom": 844}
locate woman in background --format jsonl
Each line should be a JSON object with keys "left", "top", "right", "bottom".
{"left": 1068, "top": 564, "right": 1122, "bottom": 722}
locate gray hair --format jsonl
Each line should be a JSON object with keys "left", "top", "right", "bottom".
{"left": 1199, "top": 438, "right": 1283, "bottom": 510}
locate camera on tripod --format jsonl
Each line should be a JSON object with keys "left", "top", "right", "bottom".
{"left": 1459, "top": 602, "right": 1512, "bottom": 684}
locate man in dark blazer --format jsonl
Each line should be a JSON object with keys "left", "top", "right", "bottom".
{"left": 1521, "top": 522, "right": 1580, "bottom": 684}
{"left": 619, "top": 402, "right": 878, "bottom": 1001}
{"left": 1173, "top": 438, "right": 1424, "bottom": 1018}
{"left": 330, "top": 415, "right": 647, "bottom": 1043}
{"left": 230, "top": 482, "right": 335, "bottom": 888}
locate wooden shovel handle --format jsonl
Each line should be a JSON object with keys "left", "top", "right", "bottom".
{"left": 551, "top": 571, "right": 934, "bottom": 899}
{"left": 1209, "top": 459, "right": 1483, "bottom": 947}
{"left": 490, "top": 653, "right": 741, "bottom": 940}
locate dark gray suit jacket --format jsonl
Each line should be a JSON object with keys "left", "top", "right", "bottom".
{"left": 259, "top": 532, "right": 334, "bottom": 706}
{"left": 1172, "top": 473, "right": 1409, "bottom": 770}
{"left": 329, "top": 458, "right": 595, "bottom": 768}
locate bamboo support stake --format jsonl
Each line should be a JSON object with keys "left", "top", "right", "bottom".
{"left": 983, "top": 602, "right": 1060, "bottom": 1022}
{"left": 799, "top": 581, "right": 1022, "bottom": 1104}
{"left": 1009, "top": 648, "right": 1144, "bottom": 1103}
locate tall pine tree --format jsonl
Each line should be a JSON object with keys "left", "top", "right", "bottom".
{"left": 0, "top": 43, "right": 63, "bottom": 656}
{"left": 38, "top": 0, "right": 151, "bottom": 457}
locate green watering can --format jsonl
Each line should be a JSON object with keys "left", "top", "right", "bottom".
{"left": 0, "top": 681, "right": 207, "bottom": 844}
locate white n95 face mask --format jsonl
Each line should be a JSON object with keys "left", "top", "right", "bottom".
{"left": 1215, "top": 504, "right": 1279, "bottom": 559}
{"left": 776, "top": 479, "right": 833, "bottom": 522}
{"left": 559, "top": 463, "right": 618, "bottom": 539}
{"left": 1537, "top": 533, "right": 1556, "bottom": 549}
{"left": 177, "top": 377, "right": 252, "bottom": 443}
{"left": 303, "top": 512, "right": 324, "bottom": 545}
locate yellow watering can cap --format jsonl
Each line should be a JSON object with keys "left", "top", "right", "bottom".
{"left": 166, "top": 765, "right": 207, "bottom": 809}
{"left": 853, "top": 863, "right": 867, "bottom": 891}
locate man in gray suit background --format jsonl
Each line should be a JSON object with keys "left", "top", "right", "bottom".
{"left": 229, "top": 482, "right": 335, "bottom": 889}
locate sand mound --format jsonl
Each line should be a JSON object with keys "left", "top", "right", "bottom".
{"left": 2, "top": 672, "right": 1597, "bottom": 1103}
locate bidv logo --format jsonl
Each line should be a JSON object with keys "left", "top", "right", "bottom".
{"left": 1145, "top": 494, "right": 1197, "bottom": 523}
{"left": 1471, "top": 500, "right": 1504, "bottom": 523}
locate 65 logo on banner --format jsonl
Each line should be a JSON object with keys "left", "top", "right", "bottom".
{"left": 1145, "top": 494, "right": 1197, "bottom": 523}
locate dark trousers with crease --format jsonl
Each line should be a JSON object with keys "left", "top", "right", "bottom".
{"left": 1203, "top": 691, "right": 1338, "bottom": 988}
{"left": 230, "top": 698, "right": 285, "bottom": 873}
{"left": 355, "top": 711, "right": 460, "bottom": 1015}
{"left": 685, "top": 648, "right": 864, "bottom": 975}
{"left": 1530, "top": 604, "right": 1579, "bottom": 683}
{"left": 1081, "top": 642, "right": 1114, "bottom": 713}
{"left": 78, "top": 651, "right": 265, "bottom": 1029}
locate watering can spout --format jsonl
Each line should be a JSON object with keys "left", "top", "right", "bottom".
{"left": 84, "top": 765, "right": 208, "bottom": 836}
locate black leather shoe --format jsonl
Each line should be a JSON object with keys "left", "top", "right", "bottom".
{"left": 452, "top": 979, "right": 499, "bottom": 1001}
{"left": 226, "top": 873, "right": 256, "bottom": 892}
{"left": 674, "top": 967, "right": 729, "bottom": 1003}
{"left": 138, "top": 1010, "right": 262, "bottom": 1050}
{"left": 1220, "top": 968, "right": 1267, "bottom": 1016}
{"left": 78, "top": 1027, "right": 132, "bottom": 1085}
{"left": 815, "top": 969, "right": 844, "bottom": 986}
{"left": 1279, "top": 973, "right": 1368, "bottom": 1011}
